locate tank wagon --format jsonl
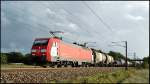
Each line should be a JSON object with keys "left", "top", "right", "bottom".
{"left": 91, "top": 49, "right": 114, "bottom": 66}
{"left": 31, "top": 37, "right": 114, "bottom": 67}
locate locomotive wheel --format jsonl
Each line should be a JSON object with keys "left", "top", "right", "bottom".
{"left": 61, "top": 65, "right": 65, "bottom": 68}
{"left": 64, "top": 64, "right": 67, "bottom": 67}
{"left": 57, "top": 64, "right": 61, "bottom": 68}
{"left": 43, "top": 64, "right": 49, "bottom": 68}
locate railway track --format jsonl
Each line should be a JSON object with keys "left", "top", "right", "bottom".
{"left": 1, "top": 67, "right": 123, "bottom": 83}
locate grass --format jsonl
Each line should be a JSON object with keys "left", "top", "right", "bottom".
{"left": 122, "top": 69, "right": 149, "bottom": 83}
{"left": 52, "top": 68, "right": 149, "bottom": 83}
{"left": 1, "top": 64, "right": 34, "bottom": 68}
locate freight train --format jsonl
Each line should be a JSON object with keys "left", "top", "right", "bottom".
{"left": 31, "top": 37, "right": 130, "bottom": 67}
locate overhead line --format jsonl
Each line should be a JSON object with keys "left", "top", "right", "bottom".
{"left": 83, "top": 1, "right": 114, "bottom": 32}
{"left": 82, "top": 1, "right": 123, "bottom": 42}
{"left": 53, "top": 2, "right": 113, "bottom": 44}
{"left": 61, "top": 8, "right": 109, "bottom": 45}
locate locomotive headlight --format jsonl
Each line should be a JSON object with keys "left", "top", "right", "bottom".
{"left": 41, "top": 49, "right": 46, "bottom": 52}
{"left": 32, "top": 54, "right": 35, "bottom": 56}
{"left": 31, "top": 49, "right": 36, "bottom": 52}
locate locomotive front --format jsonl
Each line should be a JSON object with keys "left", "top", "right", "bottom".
{"left": 31, "top": 38, "right": 50, "bottom": 65}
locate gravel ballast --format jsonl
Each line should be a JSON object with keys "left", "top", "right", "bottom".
{"left": 1, "top": 67, "right": 121, "bottom": 83}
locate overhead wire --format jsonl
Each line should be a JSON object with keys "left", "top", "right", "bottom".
{"left": 82, "top": 1, "right": 129, "bottom": 53}
{"left": 82, "top": 1, "right": 122, "bottom": 41}
{"left": 83, "top": 1, "right": 113, "bottom": 32}
{"left": 52, "top": 2, "right": 115, "bottom": 48}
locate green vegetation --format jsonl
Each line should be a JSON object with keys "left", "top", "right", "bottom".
{"left": 55, "top": 68, "right": 149, "bottom": 83}
{"left": 1, "top": 52, "right": 32, "bottom": 65}
{"left": 142, "top": 56, "right": 149, "bottom": 68}
{"left": 1, "top": 53, "right": 8, "bottom": 64}
{"left": 122, "top": 69, "right": 149, "bottom": 83}
{"left": 7, "top": 52, "right": 24, "bottom": 63}
{"left": 108, "top": 51, "right": 130, "bottom": 60}
{"left": 135, "top": 56, "right": 149, "bottom": 69}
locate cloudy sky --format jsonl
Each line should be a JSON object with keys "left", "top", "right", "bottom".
{"left": 1, "top": 1, "right": 149, "bottom": 59}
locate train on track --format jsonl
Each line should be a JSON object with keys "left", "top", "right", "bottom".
{"left": 31, "top": 34, "right": 132, "bottom": 68}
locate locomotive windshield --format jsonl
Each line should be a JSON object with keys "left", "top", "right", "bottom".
{"left": 33, "top": 39, "right": 49, "bottom": 46}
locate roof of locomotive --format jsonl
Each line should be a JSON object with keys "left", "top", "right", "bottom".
{"left": 61, "top": 41, "right": 92, "bottom": 50}
{"left": 35, "top": 38, "right": 50, "bottom": 40}
{"left": 34, "top": 37, "right": 91, "bottom": 50}
{"left": 34, "top": 37, "right": 61, "bottom": 40}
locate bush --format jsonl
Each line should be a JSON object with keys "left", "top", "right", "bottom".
{"left": 142, "top": 63, "right": 149, "bottom": 68}
{"left": 23, "top": 53, "right": 32, "bottom": 65}
{"left": 141, "top": 56, "right": 149, "bottom": 68}
{"left": 1, "top": 53, "right": 8, "bottom": 64}
{"left": 7, "top": 52, "right": 24, "bottom": 63}
{"left": 1, "top": 52, "right": 33, "bottom": 65}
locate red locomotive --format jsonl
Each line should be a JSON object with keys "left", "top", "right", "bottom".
{"left": 31, "top": 31, "right": 114, "bottom": 67}
{"left": 31, "top": 37, "right": 93, "bottom": 67}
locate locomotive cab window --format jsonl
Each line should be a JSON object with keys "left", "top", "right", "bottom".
{"left": 33, "top": 39, "right": 49, "bottom": 46}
